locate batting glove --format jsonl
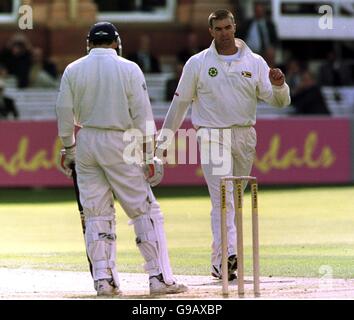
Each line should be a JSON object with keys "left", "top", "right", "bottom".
{"left": 143, "top": 156, "right": 164, "bottom": 187}
{"left": 59, "top": 145, "right": 76, "bottom": 178}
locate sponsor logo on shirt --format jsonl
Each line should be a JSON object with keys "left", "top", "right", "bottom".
{"left": 241, "top": 71, "right": 252, "bottom": 78}
{"left": 208, "top": 67, "right": 218, "bottom": 77}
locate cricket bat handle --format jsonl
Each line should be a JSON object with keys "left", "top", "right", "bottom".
{"left": 70, "top": 163, "right": 93, "bottom": 276}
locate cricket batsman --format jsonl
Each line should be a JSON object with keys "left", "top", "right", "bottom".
{"left": 56, "top": 22, "right": 187, "bottom": 296}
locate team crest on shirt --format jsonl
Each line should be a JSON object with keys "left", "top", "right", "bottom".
{"left": 241, "top": 71, "right": 252, "bottom": 78}
{"left": 208, "top": 67, "right": 218, "bottom": 77}
{"left": 142, "top": 82, "right": 147, "bottom": 90}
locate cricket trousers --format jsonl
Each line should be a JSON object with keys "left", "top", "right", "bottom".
{"left": 75, "top": 127, "right": 161, "bottom": 284}
{"left": 197, "top": 126, "right": 257, "bottom": 271}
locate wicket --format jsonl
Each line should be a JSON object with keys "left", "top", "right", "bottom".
{"left": 220, "top": 176, "right": 260, "bottom": 297}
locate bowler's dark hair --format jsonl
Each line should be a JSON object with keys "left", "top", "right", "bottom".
{"left": 208, "top": 9, "right": 235, "bottom": 28}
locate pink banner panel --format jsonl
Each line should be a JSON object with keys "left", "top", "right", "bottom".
{"left": 252, "top": 118, "right": 351, "bottom": 184}
{"left": 157, "top": 119, "right": 205, "bottom": 186}
{"left": 155, "top": 117, "right": 351, "bottom": 185}
{"left": 0, "top": 118, "right": 351, "bottom": 187}
{"left": 0, "top": 120, "right": 68, "bottom": 187}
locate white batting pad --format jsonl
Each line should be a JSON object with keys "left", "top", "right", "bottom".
{"left": 85, "top": 215, "right": 119, "bottom": 288}
{"left": 132, "top": 202, "right": 174, "bottom": 285}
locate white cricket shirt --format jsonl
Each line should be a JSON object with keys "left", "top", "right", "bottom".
{"left": 159, "top": 39, "right": 290, "bottom": 136}
{"left": 56, "top": 48, "right": 155, "bottom": 146}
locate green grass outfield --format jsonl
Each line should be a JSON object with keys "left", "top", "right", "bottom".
{"left": 0, "top": 185, "right": 353, "bottom": 279}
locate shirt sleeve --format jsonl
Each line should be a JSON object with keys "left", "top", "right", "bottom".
{"left": 256, "top": 56, "right": 291, "bottom": 108}
{"left": 128, "top": 66, "right": 156, "bottom": 137}
{"left": 156, "top": 58, "right": 198, "bottom": 147}
{"left": 55, "top": 69, "right": 75, "bottom": 147}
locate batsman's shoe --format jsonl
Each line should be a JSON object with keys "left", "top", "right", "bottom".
{"left": 227, "top": 254, "right": 237, "bottom": 281}
{"left": 94, "top": 278, "right": 121, "bottom": 296}
{"left": 211, "top": 265, "right": 222, "bottom": 279}
{"left": 211, "top": 255, "right": 237, "bottom": 281}
{"left": 149, "top": 274, "right": 188, "bottom": 295}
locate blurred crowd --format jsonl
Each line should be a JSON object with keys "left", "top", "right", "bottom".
{"left": 1, "top": 2, "right": 354, "bottom": 120}
{"left": 168, "top": 2, "right": 353, "bottom": 115}
{"left": 0, "top": 33, "right": 58, "bottom": 89}
{"left": 0, "top": 33, "right": 58, "bottom": 119}
{"left": 128, "top": 2, "right": 353, "bottom": 116}
{"left": 94, "top": 0, "right": 166, "bottom": 12}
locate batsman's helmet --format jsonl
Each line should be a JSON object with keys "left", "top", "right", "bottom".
{"left": 87, "top": 22, "right": 122, "bottom": 56}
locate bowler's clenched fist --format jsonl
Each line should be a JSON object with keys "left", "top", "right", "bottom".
{"left": 269, "top": 68, "right": 285, "bottom": 86}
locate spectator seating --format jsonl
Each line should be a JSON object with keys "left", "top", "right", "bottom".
{"left": 145, "top": 72, "right": 174, "bottom": 102}
{"left": 3, "top": 73, "right": 354, "bottom": 120}
{"left": 321, "top": 87, "right": 354, "bottom": 116}
{"left": 256, "top": 101, "right": 293, "bottom": 117}
{"left": 256, "top": 87, "right": 354, "bottom": 117}
{"left": 4, "top": 87, "right": 58, "bottom": 120}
